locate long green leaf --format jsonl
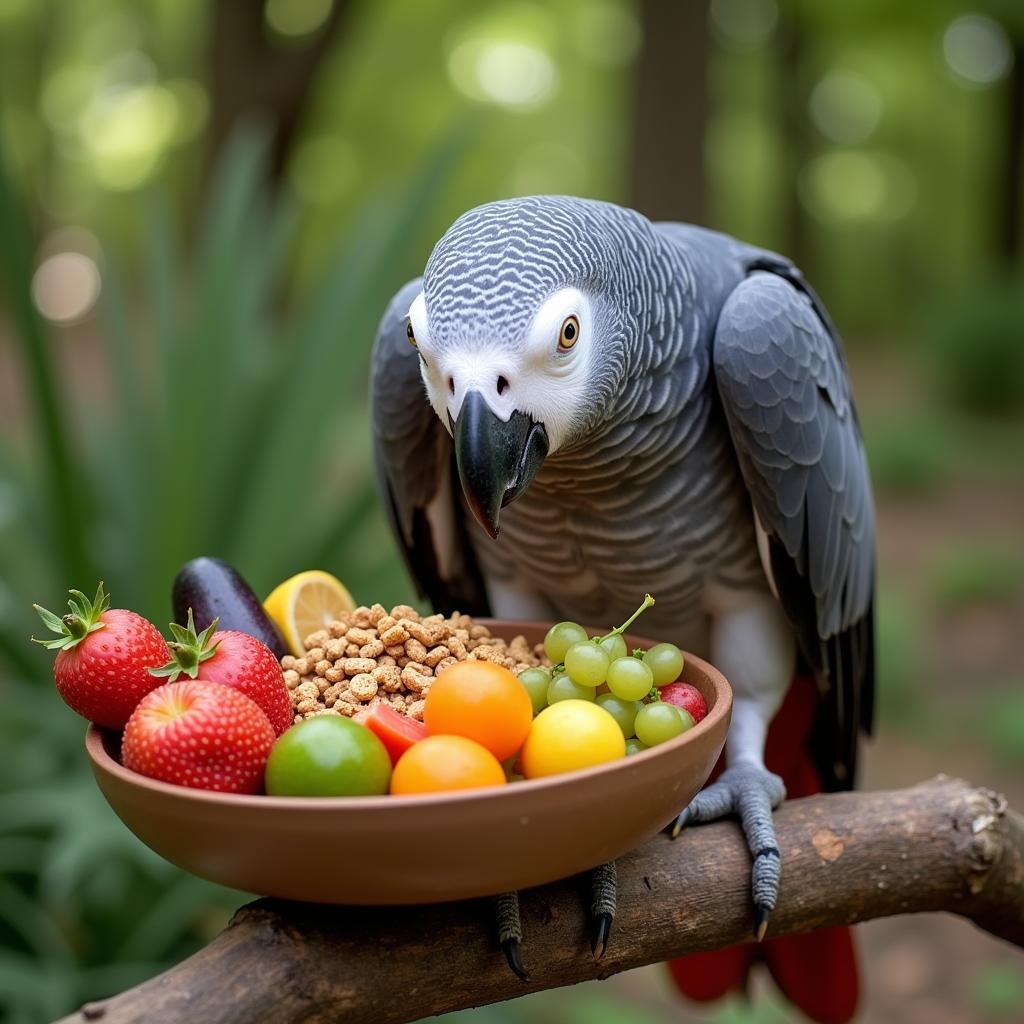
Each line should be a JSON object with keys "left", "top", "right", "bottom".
{"left": 0, "top": 133, "right": 93, "bottom": 586}
{"left": 228, "top": 128, "right": 471, "bottom": 581}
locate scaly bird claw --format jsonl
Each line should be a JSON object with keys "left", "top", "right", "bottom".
{"left": 589, "top": 861, "right": 617, "bottom": 960}
{"left": 502, "top": 937, "right": 529, "bottom": 982}
{"left": 494, "top": 892, "right": 528, "bottom": 982}
{"left": 754, "top": 903, "right": 771, "bottom": 943}
{"left": 670, "top": 764, "right": 787, "bottom": 931}
{"left": 668, "top": 804, "right": 691, "bottom": 838}
{"left": 590, "top": 913, "right": 612, "bottom": 960}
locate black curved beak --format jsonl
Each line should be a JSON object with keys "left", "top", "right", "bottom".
{"left": 452, "top": 390, "right": 549, "bottom": 539}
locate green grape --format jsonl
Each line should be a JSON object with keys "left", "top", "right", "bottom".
{"left": 606, "top": 656, "right": 654, "bottom": 701}
{"left": 643, "top": 642, "right": 685, "bottom": 686}
{"left": 595, "top": 693, "right": 641, "bottom": 738}
{"left": 547, "top": 674, "right": 597, "bottom": 705}
{"left": 544, "top": 621, "right": 589, "bottom": 663}
{"left": 624, "top": 737, "right": 649, "bottom": 756}
{"left": 598, "top": 633, "right": 628, "bottom": 662}
{"left": 517, "top": 667, "right": 551, "bottom": 715}
{"left": 564, "top": 642, "right": 610, "bottom": 687}
{"left": 634, "top": 702, "right": 685, "bottom": 746}
{"left": 675, "top": 706, "right": 696, "bottom": 732}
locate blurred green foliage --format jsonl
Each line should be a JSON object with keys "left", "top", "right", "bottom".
{"left": 0, "top": 125, "right": 460, "bottom": 1020}
{"left": 930, "top": 546, "right": 1024, "bottom": 609}
{"left": 976, "top": 688, "right": 1024, "bottom": 765}
{"left": 1, "top": 0, "right": 1023, "bottom": 1021}
{"left": 925, "top": 275, "right": 1024, "bottom": 416}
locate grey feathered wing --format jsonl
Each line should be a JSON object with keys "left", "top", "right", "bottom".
{"left": 713, "top": 269, "right": 876, "bottom": 791}
{"left": 370, "top": 279, "right": 490, "bottom": 616}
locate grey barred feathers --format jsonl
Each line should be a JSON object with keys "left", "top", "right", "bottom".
{"left": 371, "top": 195, "right": 876, "bottom": 790}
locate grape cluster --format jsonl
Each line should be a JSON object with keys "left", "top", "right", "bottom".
{"left": 517, "top": 595, "right": 695, "bottom": 753}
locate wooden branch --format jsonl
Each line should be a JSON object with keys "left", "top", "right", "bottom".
{"left": 61, "top": 777, "right": 1023, "bottom": 1024}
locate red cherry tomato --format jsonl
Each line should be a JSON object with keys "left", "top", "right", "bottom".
{"left": 364, "top": 704, "right": 427, "bottom": 765}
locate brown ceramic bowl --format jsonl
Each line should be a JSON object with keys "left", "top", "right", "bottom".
{"left": 86, "top": 620, "right": 731, "bottom": 904}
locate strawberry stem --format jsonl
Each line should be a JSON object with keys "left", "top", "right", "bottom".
{"left": 150, "top": 608, "right": 221, "bottom": 680}
{"left": 31, "top": 582, "right": 110, "bottom": 652}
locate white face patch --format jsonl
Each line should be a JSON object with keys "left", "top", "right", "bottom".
{"left": 411, "top": 287, "right": 594, "bottom": 453}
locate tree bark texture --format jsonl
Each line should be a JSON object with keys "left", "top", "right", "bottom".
{"left": 60, "top": 777, "right": 1023, "bottom": 1024}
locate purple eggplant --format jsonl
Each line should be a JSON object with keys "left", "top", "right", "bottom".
{"left": 171, "top": 557, "right": 286, "bottom": 660}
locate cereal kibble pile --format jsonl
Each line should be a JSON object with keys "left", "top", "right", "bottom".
{"left": 282, "top": 604, "right": 549, "bottom": 724}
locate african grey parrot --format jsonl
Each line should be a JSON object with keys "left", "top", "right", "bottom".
{"left": 370, "top": 196, "right": 875, "bottom": 1005}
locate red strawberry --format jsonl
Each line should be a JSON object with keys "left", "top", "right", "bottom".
{"left": 153, "top": 610, "right": 292, "bottom": 735}
{"left": 660, "top": 681, "right": 708, "bottom": 724}
{"left": 33, "top": 583, "right": 170, "bottom": 729}
{"left": 122, "top": 680, "right": 274, "bottom": 793}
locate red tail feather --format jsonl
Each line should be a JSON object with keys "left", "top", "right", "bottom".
{"left": 667, "top": 675, "right": 860, "bottom": 1023}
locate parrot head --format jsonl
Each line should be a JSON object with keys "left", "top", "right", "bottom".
{"left": 406, "top": 195, "right": 651, "bottom": 539}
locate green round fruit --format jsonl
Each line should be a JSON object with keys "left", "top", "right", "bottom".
{"left": 598, "top": 634, "right": 628, "bottom": 662}
{"left": 517, "top": 667, "right": 551, "bottom": 715}
{"left": 643, "top": 643, "right": 685, "bottom": 687}
{"left": 265, "top": 716, "right": 391, "bottom": 796}
{"left": 634, "top": 701, "right": 685, "bottom": 747}
{"left": 606, "top": 656, "right": 655, "bottom": 701}
{"left": 564, "top": 642, "right": 610, "bottom": 687}
{"left": 595, "top": 693, "right": 641, "bottom": 738}
{"left": 547, "top": 674, "right": 597, "bottom": 705}
{"left": 543, "top": 621, "right": 589, "bottom": 663}
{"left": 675, "top": 706, "right": 696, "bottom": 731}
{"left": 624, "top": 737, "right": 649, "bottom": 756}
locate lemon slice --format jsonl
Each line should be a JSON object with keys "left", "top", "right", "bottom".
{"left": 264, "top": 570, "right": 356, "bottom": 656}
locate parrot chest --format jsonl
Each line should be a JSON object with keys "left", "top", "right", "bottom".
{"left": 467, "top": 410, "right": 768, "bottom": 652}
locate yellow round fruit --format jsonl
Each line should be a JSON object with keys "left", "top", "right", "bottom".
{"left": 263, "top": 570, "right": 356, "bottom": 656}
{"left": 520, "top": 699, "right": 626, "bottom": 779}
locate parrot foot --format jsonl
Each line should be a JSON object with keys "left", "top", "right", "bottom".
{"left": 669, "top": 763, "right": 786, "bottom": 939}
{"left": 589, "top": 860, "right": 617, "bottom": 960}
{"left": 492, "top": 862, "right": 618, "bottom": 978}
{"left": 494, "top": 891, "right": 529, "bottom": 981}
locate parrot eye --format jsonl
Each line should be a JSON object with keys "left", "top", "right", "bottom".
{"left": 406, "top": 319, "right": 417, "bottom": 347}
{"left": 558, "top": 315, "right": 580, "bottom": 352}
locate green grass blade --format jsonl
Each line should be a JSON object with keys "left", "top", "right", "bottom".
{"left": 0, "top": 131, "right": 93, "bottom": 585}
{"left": 227, "top": 130, "right": 470, "bottom": 586}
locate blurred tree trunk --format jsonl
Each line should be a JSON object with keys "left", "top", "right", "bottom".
{"left": 1002, "top": 34, "right": 1023, "bottom": 263}
{"left": 206, "top": 0, "right": 355, "bottom": 182}
{"left": 777, "top": 5, "right": 809, "bottom": 267}
{"left": 628, "top": 0, "right": 709, "bottom": 224}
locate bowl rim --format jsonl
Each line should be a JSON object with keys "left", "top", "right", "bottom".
{"left": 86, "top": 625, "right": 731, "bottom": 811}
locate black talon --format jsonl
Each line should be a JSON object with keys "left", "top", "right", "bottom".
{"left": 590, "top": 913, "right": 612, "bottom": 960}
{"left": 754, "top": 904, "right": 770, "bottom": 943}
{"left": 669, "top": 805, "right": 690, "bottom": 839}
{"left": 589, "top": 861, "right": 617, "bottom": 959}
{"left": 502, "top": 938, "right": 529, "bottom": 982}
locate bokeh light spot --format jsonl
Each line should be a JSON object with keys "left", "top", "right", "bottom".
{"left": 710, "top": 0, "right": 778, "bottom": 51}
{"left": 31, "top": 251, "right": 102, "bottom": 324}
{"left": 79, "top": 83, "right": 179, "bottom": 189}
{"left": 809, "top": 70, "right": 883, "bottom": 145}
{"left": 449, "top": 38, "right": 558, "bottom": 109}
{"left": 943, "top": 14, "right": 1012, "bottom": 88}
{"left": 265, "top": 0, "right": 333, "bottom": 39}
{"left": 800, "top": 151, "right": 916, "bottom": 223}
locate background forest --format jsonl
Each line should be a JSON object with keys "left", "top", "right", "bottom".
{"left": 1, "top": 1, "right": 1022, "bottom": 1022}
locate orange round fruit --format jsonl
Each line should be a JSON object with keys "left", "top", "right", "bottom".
{"left": 390, "top": 735, "right": 507, "bottom": 795}
{"left": 423, "top": 661, "right": 533, "bottom": 761}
